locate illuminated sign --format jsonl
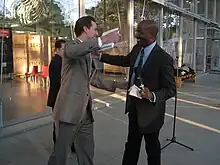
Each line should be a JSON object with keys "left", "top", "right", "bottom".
{"left": 0, "top": 29, "right": 10, "bottom": 37}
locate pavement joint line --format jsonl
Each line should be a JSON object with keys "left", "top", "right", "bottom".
{"left": 98, "top": 93, "right": 220, "bottom": 134}
{"left": 195, "top": 72, "right": 209, "bottom": 78}
{"left": 98, "top": 104, "right": 220, "bottom": 135}
{"left": 177, "top": 91, "right": 220, "bottom": 102}
{"left": 185, "top": 83, "right": 220, "bottom": 91}
{"left": 1, "top": 89, "right": 219, "bottom": 138}
{"left": 26, "top": 134, "right": 50, "bottom": 159}
{"left": 119, "top": 92, "right": 220, "bottom": 111}
{"left": 175, "top": 98, "right": 220, "bottom": 111}
{"left": 165, "top": 113, "right": 220, "bottom": 134}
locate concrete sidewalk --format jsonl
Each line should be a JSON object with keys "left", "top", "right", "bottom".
{"left": 0, "top": 73, "right": 220, "bottom": 165}
{"left": 1, "top": 88, "right": 220, "bottom": 165}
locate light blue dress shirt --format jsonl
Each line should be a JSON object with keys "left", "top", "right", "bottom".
{"left": 131, "top": 41, "right": 156, "bottom": 85}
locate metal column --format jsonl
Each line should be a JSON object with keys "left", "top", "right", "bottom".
{"left": 79, "top": 0, "right": 85, "bottom": 18}
{"left": 213, "top": 0, "right": 216, "bottom": 21}
{"left": 203, "top": 0, "right": 208, "bottom": 72}
{"left": 0, "top": 0, "right": 6, "bottom": 128}
{"left": 158, "top": 6, "right": 163, "bottom": 47}
{"left": 193, "top": 0, "right": 198, "bottom": 71}
{"left": 178, "top": 0, "right": 183, "bottom": 67}
{"left": 128, "top": 0, "right": 134, "bottom": 52}
{"left": 126, "top": 0, "right": 134, "bottom": 80}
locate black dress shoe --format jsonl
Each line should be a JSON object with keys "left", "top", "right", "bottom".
{"left": 71, "top": 143, "right": 76, "bottom": 153}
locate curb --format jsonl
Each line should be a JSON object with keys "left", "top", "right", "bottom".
{"left": 0, "top": 115, "right": 53, "bottom": 139}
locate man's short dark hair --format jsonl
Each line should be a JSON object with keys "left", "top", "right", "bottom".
{"left": 55, "top": 39, "right": 66, "bottom": 49}
{"left": 74, "top": 16, "right": 96, "bottom": 37}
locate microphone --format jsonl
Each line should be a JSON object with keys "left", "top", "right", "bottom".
{"left": 135, "top": 67, "right": 144, "bottom": 90}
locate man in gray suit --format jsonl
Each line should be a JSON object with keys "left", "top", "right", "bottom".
{"left": 47, "top": 16, "right": 120, "bottom": 165}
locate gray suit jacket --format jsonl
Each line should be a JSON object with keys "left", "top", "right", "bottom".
{"left": 53, "top": 38, "right": 100, "bottom": 124}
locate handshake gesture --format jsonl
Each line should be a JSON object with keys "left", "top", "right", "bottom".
{"left": 92, "top": 28, "right": 121, "bottom": 59}
{"left": 101, "top": 28, "right": 121, "bottom": 45}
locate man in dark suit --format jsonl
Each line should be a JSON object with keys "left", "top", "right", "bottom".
{"left": 99, "top": 20, "right": 176, "bottom": 165}
{"left": 47, "top": 39, "right": 75, "bottom": 152}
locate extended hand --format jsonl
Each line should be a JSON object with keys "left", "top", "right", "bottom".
{"left": 140, "top": 87, "right": 153, "bottom": 100}
{"left": 91, "top": 50, "right": 101, "bottom": 60}
{"left": 101, "top": 31, "right": 121, "bottom": 44}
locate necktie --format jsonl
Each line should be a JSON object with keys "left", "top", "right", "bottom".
{"left": 134, "top": 49, "right": 144, "bottom": 87}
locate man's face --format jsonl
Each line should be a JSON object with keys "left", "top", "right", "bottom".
{"left": 56, "top": 43, "right": 65, "bottom": 56}
{"left": 84, "top": 21, "right": 99, "bottom": 39}
{"left": 135, "top": 23, "right": 150, "bottom": 47}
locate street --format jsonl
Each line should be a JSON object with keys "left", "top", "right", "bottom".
{"left": 0, "top": 73, "right": 220, "bottom": 165}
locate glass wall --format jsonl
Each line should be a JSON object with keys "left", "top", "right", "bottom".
{"left": 208, "top": 0, "right": 214, "bottom": 20}
{"left": 196, "top": 21, "right": 205, "bottom": 71}
{"left": 216, "top": 0, "right": 220, "bottom": 24}
{"left": 183, "top": 0, "right": 195, "bottom": 12}
{"left": 171, "top": 0, "right": 181, "bottom": 7}
{"left": 197, "top": 0, "right": 205, "bottom": 16}
{"left": 163, "top": 8, "right": 179, "bottom": 64}
{"left": 182, "top": 16, "right": 194, "bottom": 68}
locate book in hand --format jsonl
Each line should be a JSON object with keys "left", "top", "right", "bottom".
{"left": 102, "top": 28, "right": 119, "bottom": 36}
{"left": 100, "top": 43, "right": 115, "bottom": 51}
{"left": 100, "top": 28, "right": 119, "bottom": 51}
{"left": 128, "top": 85, "right": 142, "bottom": 99}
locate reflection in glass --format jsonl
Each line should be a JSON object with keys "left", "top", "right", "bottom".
{"left": 182, "top": 17, "right": 194, "bottom": 68}
{"left": 208, "top": 0, "right": 214, "bottom": 20}
{"left": 183, "top": 0, "right": 194, "bottom": 12}
{"left": 216, "top": 0, "right": 220, "bottom": 24}
{"left": 196, "top": 21, "right": 205, "bottom": 71}
{"left": 197, "top": 0, "right": 205, "bottom": 17}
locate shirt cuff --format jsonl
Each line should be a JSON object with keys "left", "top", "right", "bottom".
{"left": 99, "top": 53, "right": 102, "bottom": 61}
{"left": 149, "top": 92, "right": 156, "bottom": 103}
{"left": 97, "top": 37, "right": 102, "bottom": 47}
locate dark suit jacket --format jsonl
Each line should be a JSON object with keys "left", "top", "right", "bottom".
{"left": 100, "top": 44, "right": 176, "bottom": 133}
{"left": 47, "top": 54, "right": 62, "bottom": 108}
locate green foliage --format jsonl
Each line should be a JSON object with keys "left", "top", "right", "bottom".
{"left": 86, "top": 0, "right": 126, "bottom": 33}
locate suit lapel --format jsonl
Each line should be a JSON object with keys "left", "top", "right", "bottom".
{"left": 142, "top": 44, "right": 159, "bottom": 69}
{"left": 75, "top": 38, "right": 91, "bottom": 78}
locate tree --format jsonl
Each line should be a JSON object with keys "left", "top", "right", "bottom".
{"left": 86, "top": 0, "right": 159, "bottom": 34}
{"left": 11, "top": 0, "right": 67, "bottom": 36}
{"left": 86, "top": 0, "right": 126, "bottom": 33}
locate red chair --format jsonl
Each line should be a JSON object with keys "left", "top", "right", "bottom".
{"left": 41, "top": 65, "right": 49, "bottom": 87}
{"left": 42, "top": 65, "right": 49, "bottom": 78}
{"left": 25, "top": 66, "right": 39, "bottom": 82}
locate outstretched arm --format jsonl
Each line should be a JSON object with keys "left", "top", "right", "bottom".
{"left": 100, "top": 44, "right": 139, "bottom": 67}
{"left": 64, "top": 38, "right": 100, "bottom": 59}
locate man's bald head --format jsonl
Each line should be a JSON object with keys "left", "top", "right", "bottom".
{"left": 140, "top": 20, "right": 158, "bottom": 38}
{"left": 135, "top": 20, "right": 158, "bottom": 47}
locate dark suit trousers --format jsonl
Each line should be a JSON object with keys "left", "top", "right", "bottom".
{"left": 122, "top": 112, "right": 161, "bottom": 165}
{"left": 52, "top": 107, "right": 56, "bottom": 144}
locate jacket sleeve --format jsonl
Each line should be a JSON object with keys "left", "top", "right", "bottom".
{"left": 153, "top": 55, "right": 177, "bottom": 103}
{"left": 100, "top": 44, "right": 139, "bottom": 67}
{"left": 64, "top": 38, "right": 100, "bottom": 59}
{"left": 47, "top": 57, "right": 62, "bottom": 107}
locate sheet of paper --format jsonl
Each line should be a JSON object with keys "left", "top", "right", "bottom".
{"left": 129, "top": 85, "right": 142, "bottom": 99}
{"left": 100, "top": 42, "right": 115, "bottom": 51}
{"left": 102, "top": 28, "right": 119, "bottom": 36}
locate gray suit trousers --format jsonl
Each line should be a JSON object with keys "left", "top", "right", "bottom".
{"left": 47, "top": 118, "right": 94, "bottom": 165}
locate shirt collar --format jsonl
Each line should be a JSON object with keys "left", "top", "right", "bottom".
{"left": 143, "top": 41, "right": 156, "bottom": 53}
{"left": 77, "top": 38, "right": 83, "bottom": 43}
